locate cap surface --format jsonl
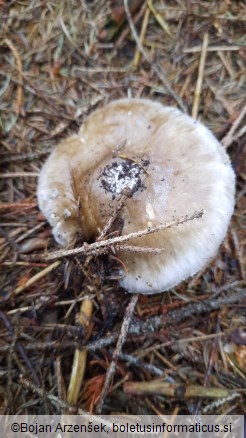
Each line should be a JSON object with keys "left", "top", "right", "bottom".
{"left": 38, "top": 99, "right": 235, "bottom": 294}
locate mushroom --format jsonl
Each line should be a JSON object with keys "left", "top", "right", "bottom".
{"left": 37, "top": 99, "right": 235, "bottom": 294}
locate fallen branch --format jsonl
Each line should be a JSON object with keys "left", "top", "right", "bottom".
{"left": 0, "top": 334, "right": 118, "bottom": 354}
{"left": 96, "top": 294, "right": 139, "bottom": 413}
{"left": 44, "top": 210, "right": 203, "bottom": 261}
{"left": 124, "top": 380, "right": 234, "bottom": 399}
{"left": 1, "top": 286, "right": 244, "bottom": 354}
{"left": 129, "top": 287, "right": 246, "bottom": 335}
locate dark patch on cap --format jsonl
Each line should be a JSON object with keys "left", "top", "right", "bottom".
{"left": 100, "top": 158, "right": 148, "bottom": 198}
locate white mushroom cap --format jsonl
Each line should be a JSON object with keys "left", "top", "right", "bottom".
{"left": 37, "top": 99, "right": 235, "bottom": 294}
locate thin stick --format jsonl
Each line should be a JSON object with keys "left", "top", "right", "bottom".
{"left": 146, "top": 0, "right": 171, "bottom": 38}
{"left": 119, "top": 353, "right": 164, "bottom": 376}
{"left": 114, "top": 2, "right": 146, "bottom": 50}
{"left": 183, "top": 45, "right": 240, "bottom": 53}
{"left": 0, "top": 333, "right": 118, "bottom": 354}
{"left": 217, "top": 51, "right": 235, "bottom": 78}
{"left": 129, "top": 287, "right": 245, "bottom": 335}
{"left": 192, "top": 33, "right": 209, "bottom": 119}
{"left": 1, "top": 149, "right": 51, "bottom": 164}
{"left": 96, "top": 294, "right": 138, "bottom": 414}
{"left": 115, "top": 244, "right": 163, "bottom": 254}
{"left": 222, "top": 104, "right": 246, "bottom": 148}
{"left": 230, "top": 228, "right": 245, "bottom": 280}
{"left": 67, "top": 298, "right": 93, "bottom": 406}
{"left": 133, "top": 2, "right": 151, "bottom": 68}
{"left": 0, "top": 172, "right": 39, "bottom": 178}
{"left": 44, "top": 210, "right": 203, "bottom": 261}
{"left": 16, "top": 222, "right": 45, "bottom": 244}
{"left": 55, "top": 357, "right": 67, "bottom": 415}
{"left": 0, "top": 201, "right": 37, "bottom": 211}
{"left": 124, "top": 380, "right": 233, "bottom": 399}
{"left": 98, "top": 190, "right": 130, "bottom": 240}
{"left": 14, "top": 261, "right": 61, "bottom": 295}
{"left": 123, "top": 0, "right": 187, "bottom": 113}
{"left": 136, "top": 330, "right": 232, "bottom": 360}
{"left": 202, "top": 392, "right": 241, "bottom": 413}
{"left": 6, "top": 295, "right": 94, "bottom": 315}
{"left": 83, "top": 191, "right": 130, "bottom": 268}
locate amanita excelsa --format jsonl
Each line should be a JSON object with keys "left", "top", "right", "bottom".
{"left": 38, "top": 99, "right": 235, "bottom": 294}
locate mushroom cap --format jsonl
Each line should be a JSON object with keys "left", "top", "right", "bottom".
{"left": 38, "top": 99, "right": 235, "bottom": 294}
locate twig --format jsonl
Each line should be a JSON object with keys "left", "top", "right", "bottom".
{"left": 0, "top": 334, "right": 118, "bottom": 354}
{"left": 55, "top": 357, "right": 67, "bottom": 415}
{"left": 83, "top": 190, "right": 130, "bottom": 268}
{"left": 124, "top": 380, "right": 233, "bottom": 399}
{"left": 44, "top": 210, "right": 203, "bottom": 261}
{"left": 129, "top": 288, "right": 246, "bottom": 335}
{"left": 230, "top": 228, "right": 245, "bottom": 280}
{"left": 192, "top": 33, "right": 209, "bottom": 119}
{"left": 217, "top": 51, "right": 235, "bottom": 78}
{"left": 114, "top": 3, "right": 146, "bottom": 50}
{"left": 15, "top": 222, "right": 45, "bottom": 244}
{"left": 193, "top": 317, "right": 221, "bottom": 414}
{"left": 115, "top": 244, "right": 163, "bottom": 254}
{"left": 119, "top": 353, "right": 164, "bottom": 376}
{"left": 6, "top": 295, "right": 94, "bottom": 315}
{"left": 136, "top": 330, "right": 233, "bottom": 360}
{"left": 72, "top": 67, "right": 129, "bottom": 73}
{"left": 14, "top": 261, "right": 61, "bottom": 295}
{"left": 222, "top": 105, "right": 246, "bottom": 148}
{"left": 0, "top": 172, "right": 39, "bottom": 178}
{"left": 202, "top": 392, "right": 241, "bottom": 413}
{"left": 96, "top": 294, "right": 138, "bottom": 413}
{"left": 0, "top": 227, "right": 18, "bottom": 263}
{"left": 146, "top": 0, "right": 171, "bottom": 38}
{"left": 1, "top": 149, "right": 51, "bottom": 163}
{"left": 183, "top": 45, "right": 241, "bottom": 53}
{"left": 1, "top": 262, "right": 48, "bottom": 268}
{"left": 123, "top": 0, "right": 187, "bottom": 113}
{"left": 133, "top": 2, "right": 151, "bottom": 68}
{"left": 0, "top": 201, "right": 37, "bottom": 211}
{"left": 98, "top": 190, "right": 130, "bottom": 240}
{"left": 67, "top": 298, "right": 93, "bottom": 406}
